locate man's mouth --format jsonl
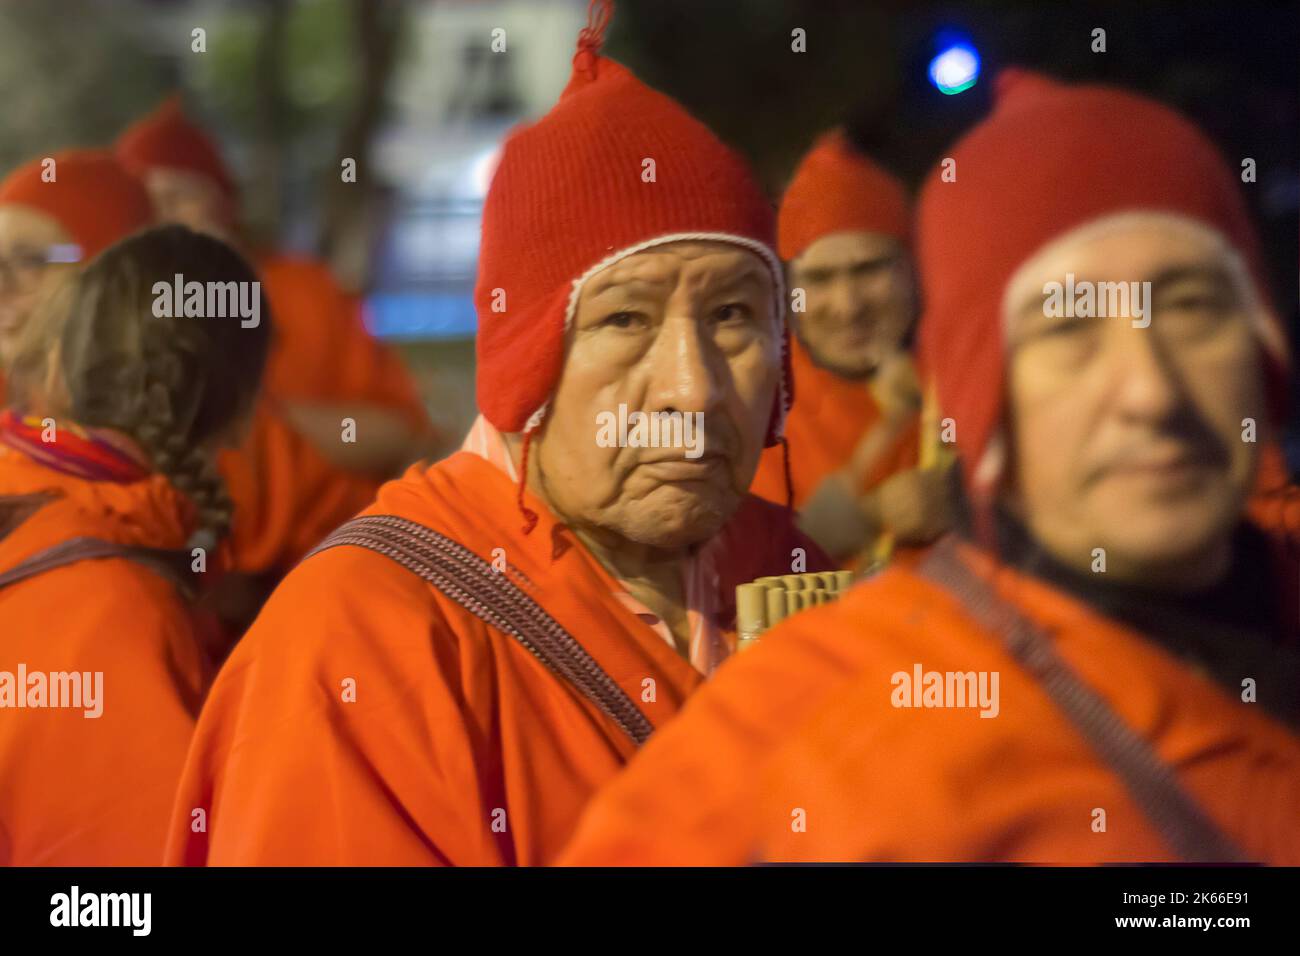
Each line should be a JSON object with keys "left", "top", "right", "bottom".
{"left": 832, "top": 321, "right": 875, "bottom": 344}
{"left": 637, "top": 454, "right": 726, "bottom": 482}
{"left": 1103, "top": 449, "right": 1219, "bottom": 483}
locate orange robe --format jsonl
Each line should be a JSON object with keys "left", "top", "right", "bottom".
{"left": 216, "top": 254, "right": 432, "bottom": 575}
{"left": 750, "top": 338, "right": 919, "bottom": 509}
{"left": 0, "top": 446, "right": 209, "bottom": 865}
{"left": 166, "top": 451, "right": 825, "bottom": 865}
{"left": 258, "top": 253, "right": 429, "bottom": 431}
{"left": 217, "top": 401, "right": 378, "bottom": 575}
{"left": 560, "top": 536, "right": 1300, "bottom": 864}
{"left": 1247, "top": 441, "right": 1296, "bottom": 533}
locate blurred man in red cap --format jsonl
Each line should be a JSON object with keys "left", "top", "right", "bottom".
{"left": 559, "top": 69, "right": 1300, "bottom": 865}
{"left": 750, "top": 131, "right": 949, "bottom": 564}
{"left": 116, "top": 99, "right": 439, "bottom": 626}
{"left": 116, "top": 96, "right": 436, "bottom": 476}
{"left": 165, "top": 4, "right": 829, "bottom": 867}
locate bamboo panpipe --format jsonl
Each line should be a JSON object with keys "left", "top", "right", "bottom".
{"left": 736, "top": 569, "right": 856, "bottom": 652}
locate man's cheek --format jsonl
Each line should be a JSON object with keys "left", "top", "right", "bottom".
{"left": 1017, "top": 409, "right": 1075, "bottom": 502}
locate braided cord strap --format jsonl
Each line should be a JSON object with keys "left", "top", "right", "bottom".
{"left": 918, "top": 536, "right": 1247, "bottom": 863}
{"left": 307, "top": 515, "right": 655, "bottom": 746}
{"left": 0, "top": 535, "right": 195, "bottom": 597}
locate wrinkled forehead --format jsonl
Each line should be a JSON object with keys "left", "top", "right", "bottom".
{"left": 0, "top": 203, "right": 72, "bottom": 251}
{"left": 581, "top": 240, "right": 775, "bottom": 300}
{"left": 1001, "top": 211, "right": 1254, "bottom": 326}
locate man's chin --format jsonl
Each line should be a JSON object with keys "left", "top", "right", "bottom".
{"left": 1094, "top": 509, "right": 1236, "bottom": 583}
{"left": 806, "top": 345, "right": 877, "bottom": 381}
{"left": 616, "top": 487, "right": 739, "bottom": 549}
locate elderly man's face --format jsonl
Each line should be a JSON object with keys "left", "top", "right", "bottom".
{"left": 0, "top": 205, "right": 75, "bottom": 367}
{"left": 1004, "top": 215, "right": 1266, "bottom": 588}
{"left": 789, "top": 230, "right": 913, "bottom": 380}
{"left": 144, "top": 168, "right": 236, "bottom": 243}
{"left": 532, "top": 240, "right": 780, "bottom": 551}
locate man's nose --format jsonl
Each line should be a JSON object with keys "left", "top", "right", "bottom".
{"left": 1109, "top": 322, "right": 1184, "bottom": 423}
{"left": 644, "top": 313, "right": 723, "bottom": 415}
{"left": 825, "top": 277, "right": 866, "bottom": 322}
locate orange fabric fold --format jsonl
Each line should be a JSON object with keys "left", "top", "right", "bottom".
{"left": 209, "top": 255, "right": 433, "bottom": 576}
{"left": 217, "top": 400, "right": 379, "bottom": 574}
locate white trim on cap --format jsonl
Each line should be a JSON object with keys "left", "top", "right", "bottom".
{"left": 521, "top": 231, "right": 789, "bottom": 436}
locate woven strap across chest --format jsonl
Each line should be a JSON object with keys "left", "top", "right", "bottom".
{"left": 918, "top": 536, "right": 1246, "bottom": 863}
{"left": 307, "top": 514, "right": 654, "bottom": 746}
{"left": 0, "top": 495, "right": 193, "bottom": 597}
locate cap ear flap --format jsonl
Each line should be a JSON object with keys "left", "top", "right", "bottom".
{"left": 764, "top": 321, "right": 794, "bottom": 448}
{"left": 475, "top": 282, "right": 570, "bottom": 434}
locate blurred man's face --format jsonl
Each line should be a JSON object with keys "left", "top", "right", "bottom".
{"left": 0, "top": 205, "right": 74, "bottom": 366}
{"left": 144, "top": 168, "right": 236, "bottom": 242}
{"left": 788, "top": 230, "right": 913, "bottom": 380}
{"left": 532, "top": 240, "right": 780, "bottom": 552}
{"left": 1003, "top": 214, "right": 1266, "bottom": 589}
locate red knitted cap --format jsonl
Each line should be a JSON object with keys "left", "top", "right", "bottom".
{"left": 474, "top": 15, "right": 786, "bottom": 442}
{"left": 778, "top": 129, "right": 911, "bottom": 261}
{"left": 0, "top": 149, "right": 153, "bottom": 261}
{"left": 916, "top": 67, "right": 1289, "bottom": 497}
{"left": 116, "top": 95, "right": 238, "bottom": 202}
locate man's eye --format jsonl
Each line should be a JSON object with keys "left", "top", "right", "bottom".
{"left": 850, "top": 259, "right": 891, "bottom": 278}
{"left": 714, "top": 303, "right": 751, "bottom": 323}
{"left": 1033, "top": 316, "right": 1096, "bottom": 340}
{"left": 1161, "top": 293, "right": 1225, "bottom": 313}
{"left": 602, "top": 311, "right": 643, "bottom": 329}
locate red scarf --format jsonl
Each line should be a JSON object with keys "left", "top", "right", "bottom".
{"left": 0, "top": 410, "right": 152, "bottom": 483}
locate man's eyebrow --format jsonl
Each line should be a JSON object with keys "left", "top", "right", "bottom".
{"left": 584, "top": 273, "right": 671, "bottom": 298}
{"left": 1148, "top": 263, "right": 1234, "bottom": 294}
{"left": 848, "top": 253, "right": 900, "bottom": 269}
{"left": 1010, "top": 284, "right": 1058, "bottom": 323}
{"left": 703, "top": 265, "right": 769, "bottom": 293}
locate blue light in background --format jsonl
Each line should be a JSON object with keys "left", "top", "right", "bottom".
{"left": 929, "top": 41, "right": 980, "bottom": 95}
{"left": 363, "top": 292, "right": 478, "bottom": 341}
